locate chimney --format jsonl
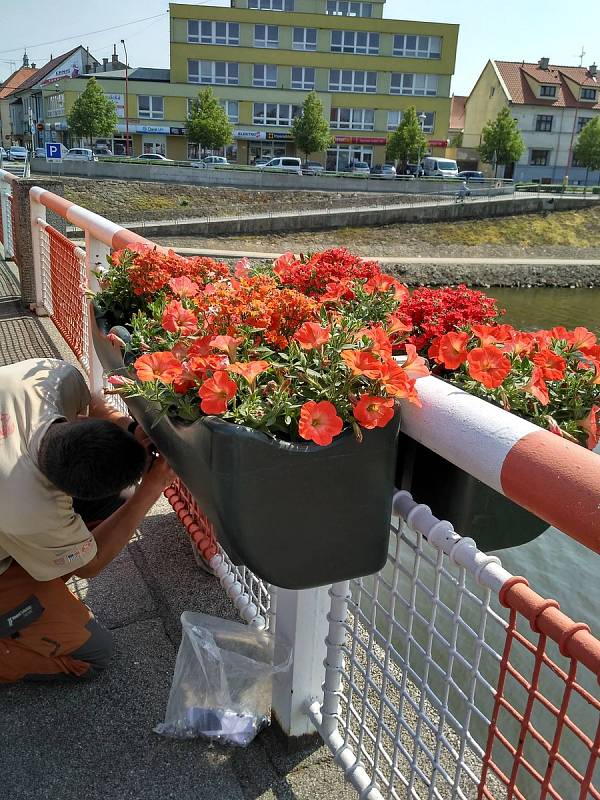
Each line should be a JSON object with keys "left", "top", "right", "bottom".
{"left": 31, "top": 62, "right": 36, "bottom": 69}
{"left": 102, "top": 57, "right": 109, "bottom": 71}
{"left": 112, "top": 44, "right": 119, "bottom": 66}
{"left": 589, "top": 63, "right": 598, "bottom": 77}
{"left": 538, "top": 57, "right": 550, "bottom": 70}
{"left": 22, "top": 50, "right": 29, "bottom": 67}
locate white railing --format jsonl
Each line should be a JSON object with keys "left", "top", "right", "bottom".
{"left": 0, "top": 172, "right": 16, "bottom": 260}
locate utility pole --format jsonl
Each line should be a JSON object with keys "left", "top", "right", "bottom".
{"left": 120, "top": 39, "right": 130, "bottom": 156}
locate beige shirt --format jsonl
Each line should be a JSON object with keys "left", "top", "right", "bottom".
{"left": 0, "top": 359, "right": 97, "bottom": 581}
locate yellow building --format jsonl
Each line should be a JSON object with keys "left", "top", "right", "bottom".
{"left": 170, "top": 0, "right": 458, "bottom": 167}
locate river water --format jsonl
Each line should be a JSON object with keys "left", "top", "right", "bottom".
{"left": 486, "top": 287, "right": 600, "bottom": 334}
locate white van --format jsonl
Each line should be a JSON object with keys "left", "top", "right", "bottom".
{"left": 258, "top": 157, "right": 302, "bottom": 175}
{"left": 422, "top": 157, "right": 459, "bottom": 177}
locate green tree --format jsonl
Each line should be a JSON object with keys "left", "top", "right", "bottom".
{"left": 386, "top": 107, "right": 429, "bottom": 167}
{"left": 186, "top": 88, "right": 232, "bottom": 156}
{"left": 291, "top": 91, "right": 332, "bottom": 162}
{"left": 478, "top": 106, "right": 524, "bottom": 177}
{"left": 573, "top": 117, "right": 600, "bottom": 186}
{"left": 67, "top": 77, "right": 118, "bottom": 146}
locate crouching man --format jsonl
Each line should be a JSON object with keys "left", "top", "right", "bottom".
{"left": 0, "top": 358, "right": 174, "bottom": 683}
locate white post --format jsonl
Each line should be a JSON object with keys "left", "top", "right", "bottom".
{"left": 1, "top": 181, "right": 14, "bottom": 259}
{"left": 29, "top": 188, "right": 46, "bottom": 312}
{"left": 271, "top": 585, "right": 331, "bottom": 737}
{"left": 85, "top": 232, "right": 110, "bottom": 393}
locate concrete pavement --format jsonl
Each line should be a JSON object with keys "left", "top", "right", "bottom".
{"left": 0, "top": 252, "right": 356, "bottom": 800}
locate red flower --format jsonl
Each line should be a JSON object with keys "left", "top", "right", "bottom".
{"left": 578, "top": 405, "right": 600, "bottom": 449}
{"left": 293, "top": 322, "right": 331, "bottom": 350}
{"left": 227, "top": 360, "right": 270, "bottom": 385}
{"left": 378, "top": 359, "right": 421, "bottom": 406}
{"left": 168, "top": 276, "right": 199, "bottom": 298}
{"left": 273, "top": 251, "right": 297, "bottom": 277}
{"left": 321, "top": 280, "right": 355, "bottom": 303}
{"left": 356, "top": 325, "right": 393, "bottom": 359}
{"left": 523, "top": 367, "right": 549, "bottom": 405}
{"left": 188, "top": 336, "right": 215, "bottom": 358}
{"left": 172, "top": 372, "right": 197, "bottom": 394}
{"left": 187, "top": 354, "right": 229, "bottom": 378}
{"left": 341, "top": 349, "right": 383, "bottom": 379}
{"left": 162, "top": 300, "right": 198, "bottom": 335}
{"left": 471, "top": 324, "right": 499, "bottom": 346}
{"left": 504, "top": 331, "right": 535, "bottom": 356}
{"left": 436, "top": 332, "right": 470, "bottom": 369}
{"left": 567, "top": 326, "right": 597, "bottom": 351}
{"left": 532, "top": 349, "right": 566, "bottom": 381}
{"left": 210, "top": 335, "right": 241, "bottom": 361}
{"left": 134, "top": 352, "right": 183, "bottom": 384}
{"left": 298, "top": 400, "right": 343, "bottom": 446}
{"left": 467, "top": 346, "right": 511, "bottom": 389}
{"left": 234, "top": 257, "right": 250, "bottom": 278}
{"left": 403, "top": 345, "right": 430, "bottom": 380}
{"left": 364, "top": 274, "right": 409, "bottom": 301}
{"left": 353, "top": 395, "right": 395, "bottom": 429}
{"left": 198, "top": 370, "right": 237, "bottom": 414}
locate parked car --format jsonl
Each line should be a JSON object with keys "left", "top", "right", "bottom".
{"left": 341, "top": 161, "right": 371, "bottom": 175}
{"left": 302, "top": 161, "right": 325, "bottom": 175}
{"left": 457, "top": 170, "right": 486, "bottom": 182}
{"left": 371, "top": 163, "right": 397, "bottom": 179}
{"left": 422, "top": 157, "right": 459, "bottom": 177}
{"left": 252, "top": 156, "right": 271, "bottom": 166}
{"left": 403, "top": 163, "right": 425, "bottom": 178}
{"left": 8, "top": 146, "right": 28, "bottom": 161}
{"left": 192, "top": 155, "right": 230, "bottom": 169}
{"left": 0, "top": 147, "right": 7, "bottom": 160}
{"left": 33, "top": 147, "right": 47, "bottom": 158}
{"left": 137, "top": 153, "right": 172, "bottom": 162}
{"left": 257, "top": 157, "right": 302, "bottom": 175}
{"left": 93, "top": 145, "right": 113, "bottom": 156}
{"left": 64, "top": 148, "right": 98, "bottom": 162}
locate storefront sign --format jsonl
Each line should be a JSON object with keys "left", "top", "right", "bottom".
{"left": 265, "top": 131, "right": 293, "bottom": 141}
{"left": 428, "top": 139, "right": 448, "bottom": 147}
{"left": 40, "top": 50, "right": 86, "bottom": 85}
{"left": 135, "top": 125, "right": 171, "bottom": 134}
{"left": 106, "top": 93, "right": 125, "bottom": 119}
{"left": 233, "top": 129, "right": 264, "bottom": 140}
{"left": 233, "top": 129, "right": 294, "bottom": 141}
{"left": 333, "top": 136, "right": 387, "bottom": 145}
{"left": 170, "top": 127, "right": 185, "bottom": 135}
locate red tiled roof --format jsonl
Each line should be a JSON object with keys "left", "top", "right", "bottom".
{"left": 0, "top": 67, "right": 39, "bottom": 99}
{"left": 450, "top": 95, "right": 467, "bottom": 130}
{"left": 494, "top": 61, "right": 599, "bottom": 110}
{"left": 15, "top": 47, "right": 80, "bottom": 92}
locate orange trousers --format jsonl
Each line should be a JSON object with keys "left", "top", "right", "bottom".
{"left": 0, "top": 561, "right": 113, "bottom": 683}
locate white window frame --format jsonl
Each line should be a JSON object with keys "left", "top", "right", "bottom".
{"left": 253, "top": 64, "right": 278, "bottom": 88}
{"left": 189, "top": 97, "right": 239, "bottom": 124}
{"left": 291, "top": 67, "right": 315, "bottom": 90}
{"left": 253, "top": 102, "right": 301, "bottom": 126}
{"left": 390, "top": 73, "right": 439, "bottom": 96}
{"left": 326, "top": 1, "right": 372, "bottom": 17}
{"left": 188, "top": 60, "right": 239, "bottom": 85}
{"left": 329, "top": 69, "right": 377, "bottom": 93}
{"left": 188, "top": 20, "right": 239, "bottom": 45}
{"left": 46, "top": 93, "right": 65, "bottom": 118}
{"left": 138, "top": 95, "right": 164, "bottom": 119}
{"left": 331, "top": 30, "right": 379, "bottom": 55}
{"left": 330, "top": 107, "right": 374, "bottom": 130}
{"left": 248, "top": 0, "right": 294, "bottom": 10}
{"left": 393, "top": 34, "right": 441, "bottom": 59}
{"left": 254, "top": 24, "right": 279, "bottom": 48}
{"left": 387, "top": 109, "right": 435, "bottom": 133}
{"left": 292, "top": 27, "right": 317, "bottom": 51}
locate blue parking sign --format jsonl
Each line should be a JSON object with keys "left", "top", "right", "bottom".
{"left": 45, "top": 142, "right": 62, "bottom": 161}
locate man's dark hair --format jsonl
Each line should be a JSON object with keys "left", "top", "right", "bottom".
{"left": 39, "top": 419, "right": 147, "bottom": 499}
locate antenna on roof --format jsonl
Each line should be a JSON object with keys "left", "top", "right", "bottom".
{"left": 575, "top": 46, "right": 586, "bottom": 67}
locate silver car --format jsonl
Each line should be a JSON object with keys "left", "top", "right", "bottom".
{"left": 8, "top": 146, "right": 28, "bottom": 161}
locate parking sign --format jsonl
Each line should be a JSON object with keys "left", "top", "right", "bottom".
{"left": 45, "top": 142, "right": 62, "bottom": 162}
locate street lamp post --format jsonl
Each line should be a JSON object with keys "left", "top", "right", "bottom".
{"left": 417, "top": 112, "right": 427, "bottom": 176}
{"left": 120, "top": 39, "right": 129, "bottom": 156}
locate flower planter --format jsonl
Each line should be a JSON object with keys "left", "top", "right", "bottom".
{"left": 92, "top": 310, "right": 401, "bottom": 589}
{"left": 395, "top": 432, "right": 548, "bottom": 552}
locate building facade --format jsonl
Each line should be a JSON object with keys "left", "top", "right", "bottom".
{"left": 169, "top": 0, "right": 458, "bottom": 167}
{"left": 462, "top": 59, "right": 600, "bottom": 184}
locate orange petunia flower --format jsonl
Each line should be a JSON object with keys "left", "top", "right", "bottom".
{"left": 467, "top": 346, "right": 511, "bottom": 389}
{"left": 321, "top": 280, "right": 355, "bottom": 303}
{"left": 168, "top": 276, "right": 199, "bottom": 298}
{"left": 567, "top": 326, "right": 597, "bottom": 351}
{"left": 523, "top": 366, "right": 549, "bottom": 405}
{"left": 341, "top": 349, "right": 383, "bottom": 379}
{"left": 187, "top": 354, "right": 230, "bottom": 378}
{"left": 234, "top": 257, "right": 251, "bottom": 278}
{"left": 228, "top": 360, "right": 270, "bottom": 386}
{"left": 134, "top": 352, "right": 183, "bottom": 384}
{"left": 436, "top": 332, "right": 470, "bottom": 369}
{"left": 298, "top": 400, "right": 343, "bottom": 446}
{"left": 356, "top": 326, "right": 393, "bottom": 359}
{"left": 471, "top": 324, "right": 498, "bottom": 346}
{"left": 162, "top": 300, "right": 198, "bottom": 336}
{"left": 353, "top": 395, "right": 395, "bottom": 430}
{"left": 293, "top": 322, "right": 331, "bottom": 350}
{"left": 210, "top": 335, "right": 242, "bottom": 361}
{"left": 532, "top": 349, "right": 566, "bottom": 381}
{"left": 378, "top": 359, "right": 422, "bottom": 406}
{"left": 403, "top": 344, "right": 430, "bottom": 380}
{"left": 364, "top": 274, "right": 409, "bottom": 301}
{"left": 273, "top": 251, "right": 297, "bottom": 278}
{"left": 198, "top": 370, "right": 237, "bottom": 414}
{"left": 504, "top": 331, "right": 535, "bottom": 356}
{"left": 578, "top": 405, "right": 600, "bottom": 449}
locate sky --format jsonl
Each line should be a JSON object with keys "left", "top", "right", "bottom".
{"left": 2, "top": 0, "right": 599, "bottom": 94}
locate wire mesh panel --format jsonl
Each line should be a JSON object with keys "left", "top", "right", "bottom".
{"left": 311, "top": 492, "right": 600, "bottom": 800}
{"left": 38, "top": 222, "right": 89, "bottom": 372}
{"left": 1, "top": 191, "right": 15, "bottom": 258}
{"left": 165, "top": 480, "right": 275, "bottom": 632}
{"left": 9, "top": 194, "right": 20, "bottom": 267}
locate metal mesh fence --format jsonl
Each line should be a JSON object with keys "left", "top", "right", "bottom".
{"left": 311, "top": 492, "right": 600, "bottom": 800}
{"left": 1, "top": 191, "right": 15, "bottom": 258}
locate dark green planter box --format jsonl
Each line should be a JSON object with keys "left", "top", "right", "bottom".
{"left": 92, "top": 311, "right": 401, "bottom": 589}
{"left": 395, "top": 432, "right": 548, "bottom": 552}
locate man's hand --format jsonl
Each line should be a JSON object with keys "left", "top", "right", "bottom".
{"left": 139, "top": 453, "right": 176, "bottom": 498}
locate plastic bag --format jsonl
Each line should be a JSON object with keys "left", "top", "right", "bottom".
{"left": 155, "top": 611, "right": 291, "bottom": 746}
